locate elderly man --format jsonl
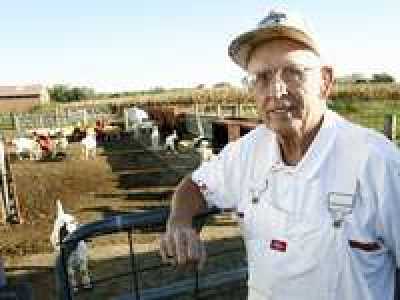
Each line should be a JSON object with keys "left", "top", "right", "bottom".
{"left": 160, "top": 8, "right": 400, "bottom": 300}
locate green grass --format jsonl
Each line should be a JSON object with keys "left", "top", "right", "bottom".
{"left": 328, "top": 99, "right": 400, "bottom": 135}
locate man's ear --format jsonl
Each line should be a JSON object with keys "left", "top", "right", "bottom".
{"left": 320, "top": 66, "right": 334, "bottom": 99}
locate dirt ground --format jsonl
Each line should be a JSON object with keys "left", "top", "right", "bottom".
{"left": 1, "top": 137, "right": 198, "bottom": 257}
{"left": 1, "top": 135, "right": 245, "bottom": 299}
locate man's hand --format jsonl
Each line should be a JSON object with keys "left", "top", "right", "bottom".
{"left": 160, "top": 219, "right": 206, "bottom": 270}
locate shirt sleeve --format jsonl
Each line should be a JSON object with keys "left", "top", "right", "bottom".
{"left": 191, "top": 141, "right": 244, "bottom": 210}
{"left": 379, "top": 157, "right": 400, "bottom": 267}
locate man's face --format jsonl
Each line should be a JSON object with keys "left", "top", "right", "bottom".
{"left": 247, "top": 39, "right": 332, "bottom": 137}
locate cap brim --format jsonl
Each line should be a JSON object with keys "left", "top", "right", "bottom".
{"left": 228, "top": 25, "right": 320, "bottom": 70}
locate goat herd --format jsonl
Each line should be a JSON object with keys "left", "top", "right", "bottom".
{"left": 0, "top": 105, "right": 220, "bottom": 299}
{"left": 10, "top": 105, "right": 215, "bottom": 163}
{"left": 10, "top": 119, "right": 123, "bottom": 162}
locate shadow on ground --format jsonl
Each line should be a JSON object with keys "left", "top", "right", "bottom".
{"left": 100, "top": 135, "right": 199, "bottom": 192}
{"left": 7, "top": 236, "right": 247, "bottom": 300}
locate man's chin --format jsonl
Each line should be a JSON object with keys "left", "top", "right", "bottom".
{"left": 263, "top": 120, "right": 300, "bottom": 136}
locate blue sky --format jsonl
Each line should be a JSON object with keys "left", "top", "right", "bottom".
{"left": 0, "top": 0, "right": 399, "bottom": 92}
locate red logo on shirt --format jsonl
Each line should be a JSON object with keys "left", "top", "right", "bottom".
{"left": 270, "top": 239, "right": 287, "bottom": 252}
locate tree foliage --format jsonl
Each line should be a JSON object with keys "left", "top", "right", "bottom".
{"left": 371, "top": 73, "right": 395, "bottom": 83}
{"left": 213, "top": 82, "right": 232, "bottom": 89}
{"left": 48, "top": 85, "right": 95, "bottom": 102}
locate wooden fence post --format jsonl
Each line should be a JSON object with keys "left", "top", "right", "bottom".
{"left": 217, "top": 104, "right": 222, "bottom": 118}
{"left": 237, "top": 103, "right": 243, "bottom": 118}
{"left": 0, "top": 257, "right": 6, "bottom": 286}
{"left": 231, "top": 103, "right": 239, "bottom": 118}
{"left": 13, "top": 115, "right": 20, "bottom": 133}
{"left": 0, "top": 140, "right": 7, "bottom": 224}
{"left": 124, "top": 108, "right": 129, "bottom": 131}
{"left": 11, "top": 113, "right": 15, "bottom": 130}
{"left": 83, "top": 109, "right": 88, "bottom": 127}
{"left": 384, "top": 114, "right": 397, "bottom": 141}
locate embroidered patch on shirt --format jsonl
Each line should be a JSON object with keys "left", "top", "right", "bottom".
{"left": 270, "top": 239, "right": 287, "bottom": 252}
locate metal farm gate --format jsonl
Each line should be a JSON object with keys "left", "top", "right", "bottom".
{"left": 55, "top": 207, "right": 247, "bottom": 300}
{"left": 0, "top": 140, "right": 21, "bottom": 224}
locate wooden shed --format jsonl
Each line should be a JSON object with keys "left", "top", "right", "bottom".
{"left": 212, "top": 118, "right": 260, "bottom": 151}
{"left": 0, "top": 85, "right": 50, "bottom": 113}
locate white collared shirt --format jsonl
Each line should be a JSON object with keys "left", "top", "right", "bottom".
{"left": 192, "top": 110, "right": 400, "bottom": 300}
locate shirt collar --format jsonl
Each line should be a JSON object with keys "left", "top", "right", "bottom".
{"left": 266, "top": 109, "right": 339, "bottom": 178}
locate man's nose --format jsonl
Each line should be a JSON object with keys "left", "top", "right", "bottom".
{"left": 265, "top": 73, "right": 288, "bottom": 99}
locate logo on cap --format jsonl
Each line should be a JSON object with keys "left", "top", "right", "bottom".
{"left": 259, "top": 11, "right": 287, "bottom": 27}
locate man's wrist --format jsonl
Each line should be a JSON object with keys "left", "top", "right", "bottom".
{"left": 167, "top": 213, "right": 193, "bottom": 228}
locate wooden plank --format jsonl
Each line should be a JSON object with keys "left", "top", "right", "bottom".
{"left": 0, "top": 188, "right": 6, "bottom": 224}
{"left": 227, "top": 123, "right": 241, "bottom": 142}
{"left": 0, "top": 141, "right": 8, "bottom": 224}
{"left": 2, "top": 152, "right": 22, "bottom": 224}
{"left": 212, "top": 118, "right": 259, "bottom": 150}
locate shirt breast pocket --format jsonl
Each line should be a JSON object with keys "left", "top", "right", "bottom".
{"left": 345, "top": 221, "right": 389, "bottom": 278}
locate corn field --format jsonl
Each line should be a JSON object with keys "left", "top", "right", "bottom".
{"left": 331, "top": 83, "right": 400, "bottom": 101}
{"left": 82, "top": 83, "right": 400, "bottom": 105}
{"left": 20, "top": 83, "right": 397, "bottom": 111}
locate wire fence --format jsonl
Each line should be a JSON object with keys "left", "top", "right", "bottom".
{"left": 0, "top": 107, "right": 117, "bottom": 135}
{"left": 1, "top": 102, "right": 400, "bottom": 144}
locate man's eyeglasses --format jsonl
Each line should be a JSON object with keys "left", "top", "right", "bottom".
{"left": 247, "top": 65, "right": 320, "bottom": 90}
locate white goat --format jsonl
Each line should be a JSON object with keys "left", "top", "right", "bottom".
{"left": 50, "top": 200, "right": 91, "bottom": 293}
{"left": 80, "top": 132, "right": 96, "bottom": 160}
{"left": 193, "top": 110, "right": 206, "bottom": 147}
{"left": 164, "top": 130, "right": 178, "bottom": 152}
{"left": 126, "top": 107, "right": 149, "bottom": 125}
{"left": 55, "top": 136, "right": 69, "bottom": 155}
{"left": 151, "top": 126, "right": 160, "bottom": 150}
{"left": 197, "top": 140, "right": 215, "bottom": 162}
{"left": 12, "top": 137, "right": 41, "bottom": 160}
{"left": 126, "top": 107, "right": 149, "bottom": 136}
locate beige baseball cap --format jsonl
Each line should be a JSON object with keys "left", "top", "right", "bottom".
{"left": 228, "top": 8, "right": 321, "bottom": 70}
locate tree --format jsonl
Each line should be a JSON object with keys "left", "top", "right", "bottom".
{"left": 150, "top": 86, "right": 166, "bottom": 94}
{"left": 48, "top": 84, "right": 70, "bottom": 102}
{"left": 195, "top": 84, "right": 206, "bottom": 89}
{"left": 371, "top": 73, "right": 395, "bottom": 83}
{"left": 213, "top": 82, "right": 231, "bottom": 89}
{"left": 48, "top": 85, "right": 96, "bottom": 102}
